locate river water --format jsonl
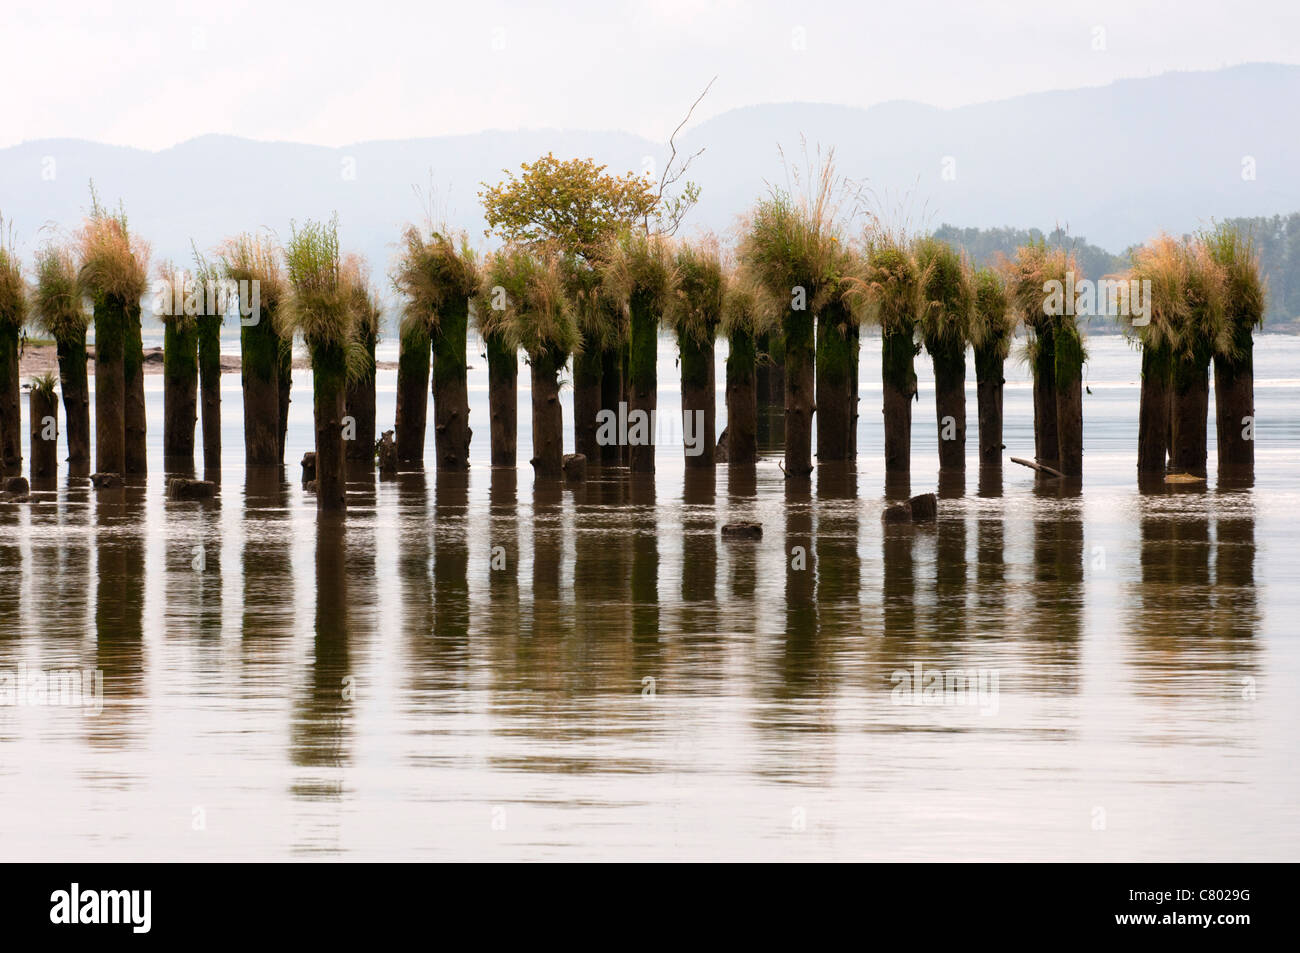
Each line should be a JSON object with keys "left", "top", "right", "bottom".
{"left": 1, "top": 333, "right": 1297, "bottom": 860}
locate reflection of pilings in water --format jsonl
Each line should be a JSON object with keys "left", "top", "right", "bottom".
{"left": 574, "top": 473, "right": 619, "bottom": 614}
{"left": 292, "top": 515, "right": 352, "bottom": 775}
{"left": 0, "top": 505, "right": 22, "bottom": 640}
{"left": 780, "top": 477, "right": 819, "bottom": 697}
{"left": 529, "top": 479, "right": 565, "bottom": 641}
{"left": 434, "top": 471, "right": 471, "bottom": 643}
{"left": 400, "top": 471, "right": 462, "bottom": 695}
{"left": 977, "top": 466, "right": 1003, "bottom": 501}
{"left": 346, "top": 457, "right": 378, "bottom": 497}
{"left": 241, "top": 467, "right": 293, "bottom": 665}
{"left": 725, "top": 464, "right": 758, "bottom": 601}
{"left": 679, "top": 469, "right": 717, "bottom": 632}
{"left": 974, "top": 474, "right": 1006, "bottom": 630}
{"left": 1029, "top": 487, "right": 1084, "bottom": 684}
{"left": 937, "top": 469, "right": 965, "bottom": 500}
{"left": 883, "top": 470, "right": 911, "bottom": 503}
{"left": 92, "top": 483, "right": 147, "bottom": 739}
{"left": 814, "top": 463, "right": 860, "bottom": 631}
{"left": 1211, "top": 501, "right": 1259, "bottom": 650}
{"left": 487, "top": 467, "right": 519, "bottom": 609}
{"left": 1132, "top": 502, "right": 1226, "bottom": 686}
{"left": 166, "top": 476, "right": 223, "bottom": 641}
{"left": 33, "top": 483, "right": 93, "bottom": 638}
{"left": 933, "top": 500, "right": 969, "bottom": 641}
{"left": 569, "top": 473, "right": 635, "bottom": 691}
{"left": 1134, "top": 495, "right": 1255, "bottom": 685}
{"left": 628, "top": 474, "right": 660, "bottom": 661}
{"left": 880, "top": 521, "right": 917, "bottom": 674}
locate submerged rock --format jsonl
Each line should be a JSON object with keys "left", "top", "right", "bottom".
{"left": 562, "top": 453, "right": 587, "bottom": 483}
{"left": 880, "top": 493, "right": 939, "bottom": 524}
{"left": 1, "top": 476, "right": 30, "bottom": 501}
{"left": 376, "top": 431, "right": 398, "bottom": 480}
{"left": 881, "top": 503, "right": 911, "bottom": 524}
{"left": 167, "top": 478, "right": 217, "bottom": 501}
{"left": 907, "top": 493, "right": 938, "bottom": 522}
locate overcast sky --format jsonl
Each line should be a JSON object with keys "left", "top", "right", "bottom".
{"left": 4, "top": 0, "right": 1298, "bottom": 150}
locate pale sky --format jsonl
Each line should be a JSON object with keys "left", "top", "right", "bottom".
{"left": 4, "top": 0, "right": 1299, "bottom": 150}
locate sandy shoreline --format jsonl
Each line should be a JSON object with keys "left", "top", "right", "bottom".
{"left": 18, "top": 343, "right": 396, "bottom": 380}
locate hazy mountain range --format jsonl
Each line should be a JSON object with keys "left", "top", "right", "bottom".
{"left": 2, "top": 63, "right": 1296, "bottom": 284}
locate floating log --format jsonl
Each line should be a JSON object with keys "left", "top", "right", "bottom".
{"left": 1010, "top": 456, "right": 1066, "bottom": 479}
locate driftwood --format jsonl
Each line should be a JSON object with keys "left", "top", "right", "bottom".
{"left": 1010, "top": 456, "right": 1067, "bottom": 479}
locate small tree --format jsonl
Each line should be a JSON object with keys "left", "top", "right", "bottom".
{"left": 480, "top": 154, "right": 658, "bottom": 260}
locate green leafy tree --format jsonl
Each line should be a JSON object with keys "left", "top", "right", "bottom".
{"left": 480, "top": 154, "right": 657, "bottom": 259}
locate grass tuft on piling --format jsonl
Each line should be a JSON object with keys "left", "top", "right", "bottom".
{"left": 32, "top": 244, "right": 86, "bottom": 343}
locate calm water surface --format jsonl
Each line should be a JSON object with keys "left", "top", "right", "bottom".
{"left": 2, "top": 334, "right": 1298, "bottom": 860}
